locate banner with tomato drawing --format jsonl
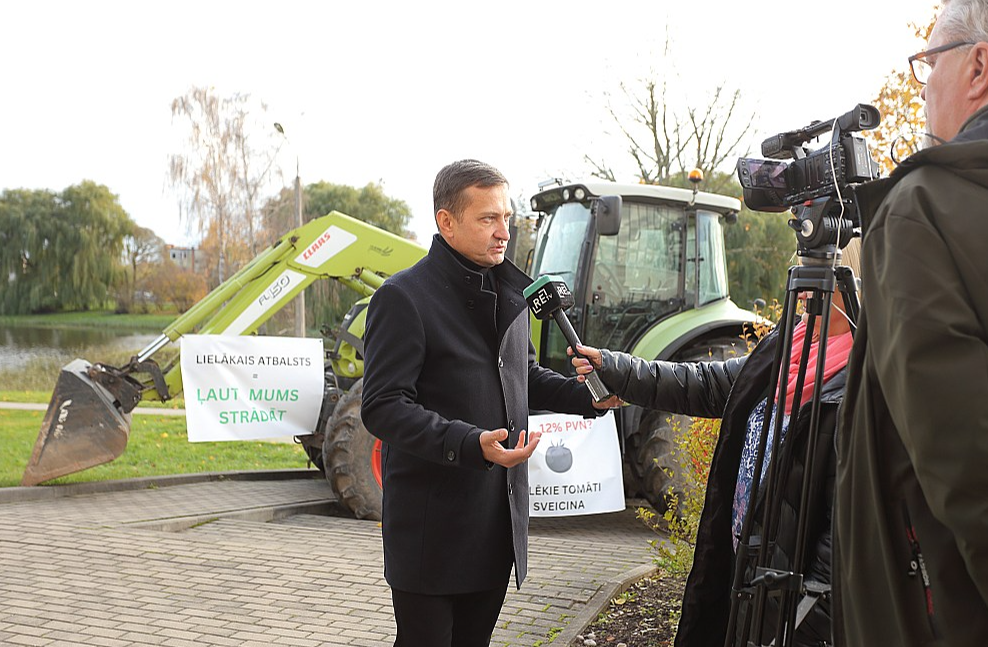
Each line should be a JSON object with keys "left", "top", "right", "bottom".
{"left": 528, "top": 411, "right": 625, "bottom": 517}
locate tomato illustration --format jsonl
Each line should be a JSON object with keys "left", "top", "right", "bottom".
{"left": 545, "top": 438, "right": 573, "bottom": 473}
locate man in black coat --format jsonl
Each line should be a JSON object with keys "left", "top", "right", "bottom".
{"left": 361, "top": 159, "right": 616, "bottom": 646}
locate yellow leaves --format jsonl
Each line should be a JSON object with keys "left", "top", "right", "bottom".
{"left": 867, "top": 9, "right": 938, "bottom": 175}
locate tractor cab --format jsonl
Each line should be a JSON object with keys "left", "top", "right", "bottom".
{"left": 528, "top": 181, "right": 742, "bottom": 374}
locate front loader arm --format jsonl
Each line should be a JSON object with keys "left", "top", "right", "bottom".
{"left": 142, "top": 211, "right": 426, "bottom": 400}
{"left": 21, "top": 211, "right": 425, "bottom": 486}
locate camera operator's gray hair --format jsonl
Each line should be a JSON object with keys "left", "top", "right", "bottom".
{"left": 937, "top": 0, "right": 988, "bottom": 44}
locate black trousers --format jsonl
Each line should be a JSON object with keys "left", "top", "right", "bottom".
{"left": 391, "top": 583, "right": 509, "bottom": 647}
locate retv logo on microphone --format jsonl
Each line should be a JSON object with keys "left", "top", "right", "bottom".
{"left": 529, "top": 288, "right": 552, "bottom": 316}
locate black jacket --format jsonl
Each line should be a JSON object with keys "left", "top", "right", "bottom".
{"left": 360, "top": 235, "right": 597, "bottom": 595}
{"left": 598, "top": 328, "right": 843, "bottom": 647}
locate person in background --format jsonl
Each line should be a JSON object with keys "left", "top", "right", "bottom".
{"left": 835, "top": 1, "right": 988, "bottom": 644}
{"left": 571, "top": 239, "right": 862, "bottom": 647}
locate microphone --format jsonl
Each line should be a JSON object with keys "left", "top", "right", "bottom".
{"left": 523, "top": 275, "right": 613, "bottom": 402}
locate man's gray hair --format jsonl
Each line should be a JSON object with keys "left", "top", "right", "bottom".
{"left": 433, "top": 159, "right": 508, "bottom": 220}
{"left": 937, "top": 0, "right": 988, "bottom": 44}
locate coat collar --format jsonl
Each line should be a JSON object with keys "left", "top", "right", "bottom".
{"left": 853, "top": 105, "right": 988, "bottom": 235}
{"left": 428, "top": 234, "right": 533, "bottom": 297}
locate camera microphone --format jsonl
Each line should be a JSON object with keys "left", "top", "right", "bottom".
{"left": 523, "top": 275, "right": 613, "bottom": 403}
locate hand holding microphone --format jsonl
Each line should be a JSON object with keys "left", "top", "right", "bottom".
{"left": 523, "top": 275, "right": 614, "bottom": 403}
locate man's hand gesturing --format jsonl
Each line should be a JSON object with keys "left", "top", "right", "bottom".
{"left": 480, "top": 428, "right": 542, "bottom": 468}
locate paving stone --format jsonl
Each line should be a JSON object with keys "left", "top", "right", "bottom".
{"left": 0, "top": 477, "right": 657, "bottom": 646}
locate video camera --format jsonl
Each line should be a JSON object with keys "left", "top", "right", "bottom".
{"left": 736, "top": 104, "right": 882, "bottom": 257}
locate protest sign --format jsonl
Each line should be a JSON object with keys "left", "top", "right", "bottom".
{"left": 528, "top": 411, "right": 625, "bottom": 517}
{"left": 181, "top": 335, "right": 323, "bottom": 442}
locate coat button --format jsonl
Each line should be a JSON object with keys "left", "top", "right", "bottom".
{"left": 467, "top": 300, "right": 475, "bottom": 309}
{"left": 446, "top": 450, "right": 455, "bottom": 462}
{"left": 508, "top": 420, "right": 515, "bottom": 432}
{"left": 508, "top": 484, "right": 513, "bottom": 495}
{"left": 498, "top": 356, "right": 504, "bottom": 368}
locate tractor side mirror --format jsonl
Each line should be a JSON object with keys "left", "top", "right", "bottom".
{"left": 593, "top": 195, "right": 622, "bottom": 236}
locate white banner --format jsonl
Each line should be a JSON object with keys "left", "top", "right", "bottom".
{"left": 528, "top": 411, "right": 625, "bottom": 517}
{"left": 180, "top": 335, "right": 324, "bottom": 442}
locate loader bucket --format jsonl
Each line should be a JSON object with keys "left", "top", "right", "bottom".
{"left": 21, "top": 359, "right": 134, "bottom": 486}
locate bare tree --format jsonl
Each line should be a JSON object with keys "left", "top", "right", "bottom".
{"left": 586, "top": 39, "right": 755, "bottom": 194}
{"left": 169, "top": 86, "right": 279, "bottom": 285}
{"left": 587, "top": 76, "right": 692, "bottom": 185}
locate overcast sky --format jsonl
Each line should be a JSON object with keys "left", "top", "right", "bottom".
{"left": 2, "top": 0, "right": 939, "bottom": 244}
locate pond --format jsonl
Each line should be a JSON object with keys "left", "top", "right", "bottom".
{"left": 0, "top": 326, "right": 159, "bottom": 373}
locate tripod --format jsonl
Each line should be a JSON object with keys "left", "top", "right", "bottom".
{"left": 724, "top": 251, "right": 860, "bottom": 647}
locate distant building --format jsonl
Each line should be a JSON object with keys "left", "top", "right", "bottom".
{"left": 165, "top": 245, "right": 202, "bottom": 274}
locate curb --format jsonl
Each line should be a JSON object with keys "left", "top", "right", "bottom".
{"left": 554, "top": 563, "right": 658, "bottom": 645}
{"left": 0, "top": 468, "right": 323, "bottom": 504}
{"left": 118, "top": 499, "right": 348, "bottom": 531}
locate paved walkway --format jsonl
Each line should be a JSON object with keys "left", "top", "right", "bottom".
{"left": 0, "top": 472, "right": 659, "bottom": 646}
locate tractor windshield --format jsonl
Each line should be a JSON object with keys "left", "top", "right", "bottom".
{"left": 582, "top": 201, "right": 686, "bottom": 352}
{"left": 530, "top": 202, "right": 591, "bottom": 287}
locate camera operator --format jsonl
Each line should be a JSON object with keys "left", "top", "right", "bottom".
{"left": 570, "top": 240, "right": 862, "bottom": 647}
{"left": 834, "top": 1, "right": 988, "bottom": 645}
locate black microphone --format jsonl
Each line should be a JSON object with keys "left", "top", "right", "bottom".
{"left": 523, "top": 275, "right": 612, "bottom": 402}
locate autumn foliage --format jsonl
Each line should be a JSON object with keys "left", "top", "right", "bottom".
{"left": 867, "top": 13, "right": 937, "bottom": 175}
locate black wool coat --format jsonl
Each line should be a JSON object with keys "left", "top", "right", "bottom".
{"left": 360, "top": 235, "right": 598, "bottom": 595}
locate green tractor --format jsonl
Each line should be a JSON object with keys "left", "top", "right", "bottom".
{"left": 22, "top": 179, "right": 753, "bottom": 519}
{"left": 523, "top": 180, "right": 754, "bottom": 510}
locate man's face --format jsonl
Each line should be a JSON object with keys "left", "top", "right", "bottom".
{"left": 923, "top": 24, "right": 976, "bottom": 141}
{"left": 438, "top": 184, "right": 512, "bottom": 267}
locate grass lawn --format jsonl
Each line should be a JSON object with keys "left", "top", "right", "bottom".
{"left": 0, "top": 310, "right": 177, "bottom": 331}
{"left": 0, "top": 408, "right": 309, "bottom": 488}
{"left": 0, "top": 391, "right": 53, "bottom": 404}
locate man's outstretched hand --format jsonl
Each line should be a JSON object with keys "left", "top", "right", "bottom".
{"left": 480, "top": 428, "right": 542, "bottom": 468}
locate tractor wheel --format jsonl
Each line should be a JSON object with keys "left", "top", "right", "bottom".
{"left": 630, "top": 409, "right": 692, "bottom": 513}
{"left": 628, "top": 337, "right": 745, "bottom": 513}
{"left": 323, "top": 379, "right": 383, "bottom": 521}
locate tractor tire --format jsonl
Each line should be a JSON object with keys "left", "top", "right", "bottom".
{"left": 323, "top": 379, "right": 383, "bottom": 521}
{"left": 627, "top": 337, "right": 745, "bottom": 513}
{"left": 629, "top": 409, "right": 692, "bottom": 513}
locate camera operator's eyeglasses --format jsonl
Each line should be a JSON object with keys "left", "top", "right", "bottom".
{"left": 909, "top": 41, "right": 976, "bottom": 85}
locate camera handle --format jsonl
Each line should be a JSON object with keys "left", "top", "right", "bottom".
{"left": 724, "top": 258, "right": 860, "bottom": 647}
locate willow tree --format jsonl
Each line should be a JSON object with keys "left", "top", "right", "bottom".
{"left": 169, "top": 86, "right": 279, "bottom": 286}
{"left": 0, "top": 182, "right": 133, "bottom": 314}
